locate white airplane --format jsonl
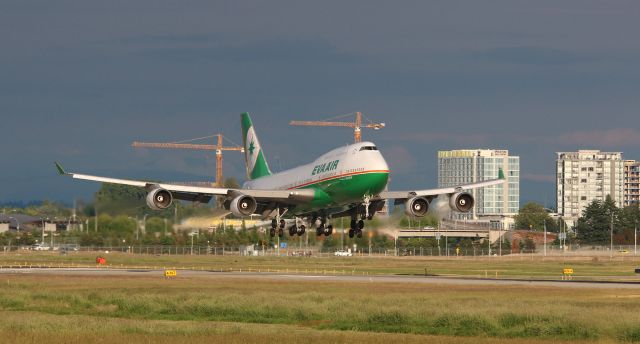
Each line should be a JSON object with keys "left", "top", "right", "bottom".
{"left": 55, "top": 112, "right": 505, "bottom": 238}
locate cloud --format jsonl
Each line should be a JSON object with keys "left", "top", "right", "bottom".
{"left": 555, "top": 128, "right": 640, "bottom": 147}
{"left": 471, "top": 46, "right": 589, "bottom": 66}
{"left": 521, "top": 173, "right": 555, "bottom": 183}
{"left": 380, "top": 145, "right": 416, "bottom": 174}
{"left": 137, "top": 38, "right": 359, "bottom": 65}
{"left": 512, "top": 128, "right": 640, "bottom": 148}
{"left": 398, "top": 132, "right": 492, "bottom": 146}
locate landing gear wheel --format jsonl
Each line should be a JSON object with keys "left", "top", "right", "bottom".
{"left": 289, "top": 226, "right": 297, "bottom": 236}
{"left": 298, "top": 225, "right": 306, "bottom": 236}
{"left": 348, "top": 229, "right": 355, "bottom": 238}
{"left": 356, "top": 229, "right": 363, "bottom": 238}
{"left": 269, "top": 228, "right": 276, "bottom": 237}
{"left": 279, "top": 219, "right": 286, "bottom": 229}
{"left": 278, "top": 228, "right": 284, "bottom": 237}
{"left": 350, "top": 219, "right": 357, "bottom": 230}
{"left": 325, "top": 225, "right": 334, "bottom": 236}
{"left": 358, "top": 220, "right": 365, "bottom": 230}
{"left": 316, "top": 225, "right": 324, "bottom": 236}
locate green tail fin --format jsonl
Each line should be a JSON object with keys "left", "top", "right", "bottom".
{"left": 498, "top": 168, "right": 505, "bottom": 179}
{"left": 241, "top": 112, "right": 272, "bottom": 180}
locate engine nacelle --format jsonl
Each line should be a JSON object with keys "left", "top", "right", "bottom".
{"left": 146, "top": 188, "right": 173, "bottom": 210}
{"left": 229, "top": 195, "right": 257, "bottom": 217}
{"left": 404, "top": 197, "right": 429, "bottom": 217}
{"left": 449, "top": 192, "right": 474, "bottom": 212}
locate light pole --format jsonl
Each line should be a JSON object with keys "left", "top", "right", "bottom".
{"left": 499, "top": 223, "right": 502, "bottom": 257}
{"left": 135, "top": 216, "right": 139, "bottom": 240}
{"left": 41, "top": 218, "right": 49, "bottom": 246}
{"left": 142, "top": 214, "right": 149, "bottom": 235}
{"left": 190, "top": 232, "right": 195, "bottom": 255}
{"left": 543, "top": 219, "right": 547, "bottom": 257}
{"left": 635, "top": 219, "right": 637, "bottom": 256}
{"left": 610, "top": 209, "right": 614, "bottom": 258}
{"left": 394, "top": 232, "right": 397, "bottom": 256}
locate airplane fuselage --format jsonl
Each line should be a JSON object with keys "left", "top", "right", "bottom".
{"left": 243, "top": 141, "right": 389, "bottom": 215}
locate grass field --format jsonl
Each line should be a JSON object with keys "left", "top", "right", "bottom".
{"left": 1, "top": 252, "right": 640, "bottom": 343}
{"left": 2, "top": 251, "right": 640, "bottom": 280}
{"left": 1, "top": 274, "right": 640, "bottom": 343}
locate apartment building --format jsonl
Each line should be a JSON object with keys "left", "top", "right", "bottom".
{"left": 624, "top": 160, "right": 640, "bottom": 206}
{"left": 556, "top": 150, "right": 624, "bottom": 227}
{"left": 438, "top": 149, "right": 519, "bottom": 219}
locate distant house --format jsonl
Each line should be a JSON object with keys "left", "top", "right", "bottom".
{"left": 0, "top": 214, "right": 69, "bottom": 232}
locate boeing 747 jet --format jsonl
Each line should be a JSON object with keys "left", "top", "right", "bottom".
{"left": 56, "top": 113, "right": 505, "bottom": 238}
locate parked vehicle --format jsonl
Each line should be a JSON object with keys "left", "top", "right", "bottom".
{"left": 32, "top": 244, "right": 50, "bottom": 251}
{"left": 334, "top": 250, "right": 353, "bottom": 257}
{"left": 59, "top": 244, "right": 79, "bottom": 252}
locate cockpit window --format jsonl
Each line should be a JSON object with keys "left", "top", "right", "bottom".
{"left": 359, "top": 146, "right": 378, "bottom": 151}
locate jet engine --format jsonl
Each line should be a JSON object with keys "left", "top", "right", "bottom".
{"left": 404, "top": 197, "right": 429, "bottom": 217}
{"left": 146, "top": 188, "right": 173, "bottom": 210}
{"left": 449, "top": 192, "right": 474, "bottom": 212}
{"left": 229, "top": 195, "right": 257, "bottom": 217}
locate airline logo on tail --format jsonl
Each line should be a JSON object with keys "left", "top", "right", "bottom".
{"left": 241, "top": 112, "right": 272, "bottom": 180}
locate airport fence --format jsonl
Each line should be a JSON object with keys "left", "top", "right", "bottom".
{"left": 4, "top": 243, "right": 640, "bottom": 257}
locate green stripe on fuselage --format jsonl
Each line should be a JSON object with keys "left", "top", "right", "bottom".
{"left": 292, "top": 172, "right": 389, "bottom": 213}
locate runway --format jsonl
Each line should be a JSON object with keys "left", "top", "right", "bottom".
{"left": 2, "top": 267, "right": 640, "bottom": 289}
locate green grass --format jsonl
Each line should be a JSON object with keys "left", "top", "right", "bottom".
{"left": 2, "top": 251, "right": 640, "bottom": 281}
{"left": 2, "top": 274, "right": 640, "bottom": 342}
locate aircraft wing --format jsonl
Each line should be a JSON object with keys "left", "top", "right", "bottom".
{"left": 378, "top": 178, "right": 505, "bottom": 200}
{"left": 54, "top": 162, "right": 315, "bottom": 203}
{"left": 377, "top": 169, "right": 506, "bottom": 201}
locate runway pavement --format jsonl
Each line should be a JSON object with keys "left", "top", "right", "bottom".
{"left": 2, "top": 267, "right": 640, "bottom": 289}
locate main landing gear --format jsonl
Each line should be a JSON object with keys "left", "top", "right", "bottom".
{"left": 269, "top": 217, "right": 306, "bottom": 238}
{"left": 270, "top": 219, "right": 285, "bottom": 238}
{"left": 348, "top": 219, "right": 364, "bottom": 239}
{"left": 314, "top": 217, "right": 334, "bottom": 237}
{"left": 288, "top": 219, "right": 306, "bottom": 237}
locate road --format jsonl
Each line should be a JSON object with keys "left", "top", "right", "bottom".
{"left": 2, "top": 267, "right": 640, "bottom": 289}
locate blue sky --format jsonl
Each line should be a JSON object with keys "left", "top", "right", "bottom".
{"left": 1, "top": 1, "right": 640, "bottom": 208}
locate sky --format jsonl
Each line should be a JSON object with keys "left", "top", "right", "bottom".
{"left": 1, "top": 1, "right": 640, "bottom": 207}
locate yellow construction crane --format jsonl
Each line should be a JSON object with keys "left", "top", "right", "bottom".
{"left": 132, "top": 134, "right": 244, "bottom": 187}
{"left": 289, "top": 111, "right": 385, "bottom": 143}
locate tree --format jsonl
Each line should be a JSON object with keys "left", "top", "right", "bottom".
{"left": 95, "top": 183, "right": 147, "bottom": 216}
{"left": 523, "top": 238, "right": 536, "bottom": 252}
{"left": 515, "top": 202, "right": 558, "bottom": 232}
{"left": 224, "top": 177, "right": 241, "bottom": 189}
{"left": 576, "top": 195, "right": 621, "bottom": 245}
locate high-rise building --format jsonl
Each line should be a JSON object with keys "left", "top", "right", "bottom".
{"left": 438, "top": 149, "right": 519, "bottom": 219}
{"left": 624, "top": 160, "right": 640, "bottom": 206}
{"left": 556, "top": 150, "right": 624, "bottom": 227}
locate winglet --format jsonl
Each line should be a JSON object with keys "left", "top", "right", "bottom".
{"left": 498, "top": 168, "right": 505, "bottom": 180}
{"left": 54, "top": 162, "right": 67, "bottom": 175}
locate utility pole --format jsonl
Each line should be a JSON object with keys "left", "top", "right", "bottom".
{"left": 610, "top": 210, "right": 614, "bottom": 258}
{"left": 499, "top": 224, "right": 502, "bottom": 257}
{"left": 543, "top": 219, "right": 547, "bottom": 257}
{"left": 635, "top": 219, "right": 637, "bottom": 256}
{"left": 174, "top": 204, "right": 178, "bottom": 230}
{"left": 41, "top": 218, "right": 46, "bottom": 246}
